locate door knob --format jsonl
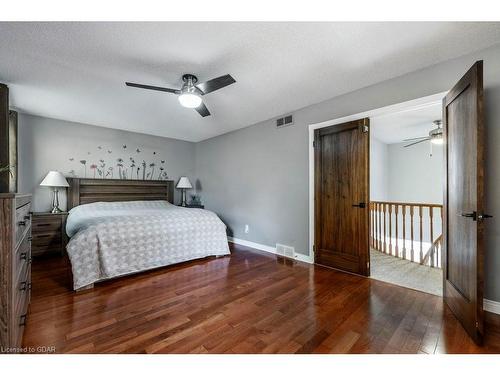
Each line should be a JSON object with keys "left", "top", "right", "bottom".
{"left": 478, "top": 213, "right": 493, "bottom": 220}
{"left": 461, "top": 212, "right": 477, "bottom": 220}
{"left": 352, "top": 202, "right": 366, "bottom": 208}
{"left": 462, "top": 212, "right": 493, "bottom": 221}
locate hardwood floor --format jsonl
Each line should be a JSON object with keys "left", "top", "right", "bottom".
{"left": 23, "top": 243, "right": 500, "bottom": 353}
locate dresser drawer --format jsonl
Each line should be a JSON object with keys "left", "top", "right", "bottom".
{"left": 15, "top": 202, "right": 31, "bottom": 247}
{"left": 13, "top": 232, "right": 31, "bottom": 283}
{"left": 13, "top": 283, "right": 30, "bottom": 349}
{"left": 13, "top": 260, "right": 31, "bottom": 319}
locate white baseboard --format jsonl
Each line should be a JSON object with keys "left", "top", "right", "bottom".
{"left": 227, "top": 237, "right": 314, "bottom": 264}
{"left": 485, "top": 299, "right": 500, "bottom": 315}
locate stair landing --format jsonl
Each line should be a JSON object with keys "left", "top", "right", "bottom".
{"left": 370, "top": 248, "right": 442, "bottom": 296}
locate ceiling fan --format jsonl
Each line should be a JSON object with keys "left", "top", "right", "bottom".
{"left": 403, "top": 120, "right": 443, "bottom": 148}
{"left": 125, "top": 74, "right": 236, "bottom": 117}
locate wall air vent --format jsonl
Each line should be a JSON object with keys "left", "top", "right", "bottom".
{"left": 276, "top": 114, "right": 293, "bottom": 128}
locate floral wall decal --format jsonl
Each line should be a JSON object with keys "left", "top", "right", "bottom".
{"left": 90, "top": 164, "right": 98, "bottom": 178}
{"left": 79, "top": 160, "right": 87, "bottom": 177}
{"left": 67, "top": 145, "right": 169, "bottom": 181}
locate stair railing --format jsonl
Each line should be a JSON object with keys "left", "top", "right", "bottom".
{"left": 369, "top": 201, "right": 443, "bottom": 266}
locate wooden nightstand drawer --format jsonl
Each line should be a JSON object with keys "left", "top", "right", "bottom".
{"left": 32, "top": 218, "right": 62, "bottom": 233}
{"left": 32, "top": 231, "right": 61, "bottom": 244}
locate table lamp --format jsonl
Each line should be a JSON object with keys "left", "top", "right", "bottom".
{"left": 176, "top": 176, "right": 192, "bottom": 207}
{"left": 40, "top": 171, "right": 69, "bottom": 213}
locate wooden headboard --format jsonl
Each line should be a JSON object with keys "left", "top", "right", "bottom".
{"left": 67, "top": 178, "right": 175, "bottom": 210}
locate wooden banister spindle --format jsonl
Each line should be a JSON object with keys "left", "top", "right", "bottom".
{"left": 383, "top": 203, "right": 387, "bottom": 253}
{"left": 395, "top": 204, "right": 399, "bottom": 258}
{"left": 429, "top": 207, "right": 434, "bottom": 267}
{"left": 369, "top": 202, "right": 373, "bottom": 247}
{"left": 419, "top": 206, "right": 423, "bottom": 263}
{"left": 378, "top": 203, "right": 382, "bottom": 251}
{"left": 373, "top": 203, "right": 376, "bottom": 250}
{"left": 388, "top": 204, "right": 393, "bottom": 256}
{"left": 410, "top": 206, "right": 414, "bottom": 262}
{"left": 372, "top": 203, "right": 375, "bottom": 249}
{"left": 402, "top": 205, "right": 407, "bottom": 260}
{"left": 374, "top": 203, "right": 377, "bottom": 250}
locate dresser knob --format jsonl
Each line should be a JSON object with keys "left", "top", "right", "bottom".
{"left": 20, "top": 281, "right": 27, "bottom": 291}
{"left": 18, "top": 220, "right": 26, "bottom": 226}
{"left": 20, "top": 252, "right": 28, "bottom": 260}
{"left": 19, "top": 314, "right": 27, "bottom": 326}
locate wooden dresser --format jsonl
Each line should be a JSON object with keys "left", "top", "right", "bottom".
{"left": 0, "top": 193, "right": 32, "bottom": 351}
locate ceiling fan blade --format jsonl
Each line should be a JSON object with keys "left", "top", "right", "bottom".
{"left": 195, "top": 102, "right": 211, "bottom": 117}
{"left": 125, "top": 82, "right": 180, "bottom": 94}
{"left": 403, "top": 135, "right": 431, "bottom": 142}
{"left": 196, "top": 74, "right": 236, "bottom": 95}
{"left": 404, "top": 138, "right": 430, "bottom": 148}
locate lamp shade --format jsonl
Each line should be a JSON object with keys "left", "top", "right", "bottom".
{"left": 176, "top": 176, "right": 192, "bottom": 189}
{"left": 40, "top": 171, "right": 69, "bottom": 187}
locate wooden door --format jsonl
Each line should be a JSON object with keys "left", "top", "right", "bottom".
{"left": 443, "top": 60, "right": 487, "bottom": 344}
{"left": 314, "top": 118, "right": 370, "bottom": 276}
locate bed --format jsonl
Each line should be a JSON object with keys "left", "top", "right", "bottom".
{"left": 65, "top": 178, "right": 230, "bottom": 290}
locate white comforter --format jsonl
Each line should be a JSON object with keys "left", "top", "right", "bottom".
{"left": 65, "top": 200, "right": 230, "bottom": 290}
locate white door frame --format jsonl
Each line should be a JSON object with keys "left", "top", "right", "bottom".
{"left": 308, "top": 92, "right": 447, "bottom": 262}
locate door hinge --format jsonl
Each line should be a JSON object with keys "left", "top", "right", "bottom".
{"left": 313, "top": 140, "right": 316, "bottom": 148}
{"left": 359, "top": 124, "right": 369, "bottom": 133}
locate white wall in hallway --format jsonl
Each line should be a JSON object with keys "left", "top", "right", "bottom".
{"left": 387, "top": 140, "right": 443, "bottom": 204}
{"left": 370, "top": 136, "right": 389, "bottom": 201}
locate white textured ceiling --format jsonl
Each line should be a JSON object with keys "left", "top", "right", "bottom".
{"left": 1, "top": 22, "right": 500, "bottom": 142}
{"left": 371, "top": 103, "right": 442, "bottom": 144}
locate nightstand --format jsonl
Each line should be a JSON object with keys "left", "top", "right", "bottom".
{"left": 31, "top": 212, "right": 68, "bottom": 257}
{"left": 179, "top": 204, "right": 205, "bottom": 209}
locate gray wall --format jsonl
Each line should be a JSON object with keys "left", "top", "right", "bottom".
{"left": 18, "top": 114, "right": 195, "bottom": 211}
{"left": 195, "top": 43, "right": 500, "bottom": 302}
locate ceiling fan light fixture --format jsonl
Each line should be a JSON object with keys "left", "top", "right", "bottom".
{"left": 178, "top": 93, "right": 202, "bottom": 108}
{"left": 431, "top": 136, "right": 443, "bottom": 145}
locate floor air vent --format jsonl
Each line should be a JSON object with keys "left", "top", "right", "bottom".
{"left": 276, "top": 244, "right": 295, "bottom": 259}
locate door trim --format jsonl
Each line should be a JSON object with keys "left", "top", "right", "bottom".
{"left": 308, "top": 92, "right": 448, "bottom": 265}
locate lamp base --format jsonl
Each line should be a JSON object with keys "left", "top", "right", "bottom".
{"left": 51, "top": 188, "right": 62, "bottom": 213}
{"left": 51, "top": 206, "right": 62, "bottom": 214}
{"left": 180, "top": 189, "right": 187, "bottom": 206}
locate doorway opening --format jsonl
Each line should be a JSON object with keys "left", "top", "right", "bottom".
{"left": 369, "top": 103, "right": 444, "bottom": 296}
